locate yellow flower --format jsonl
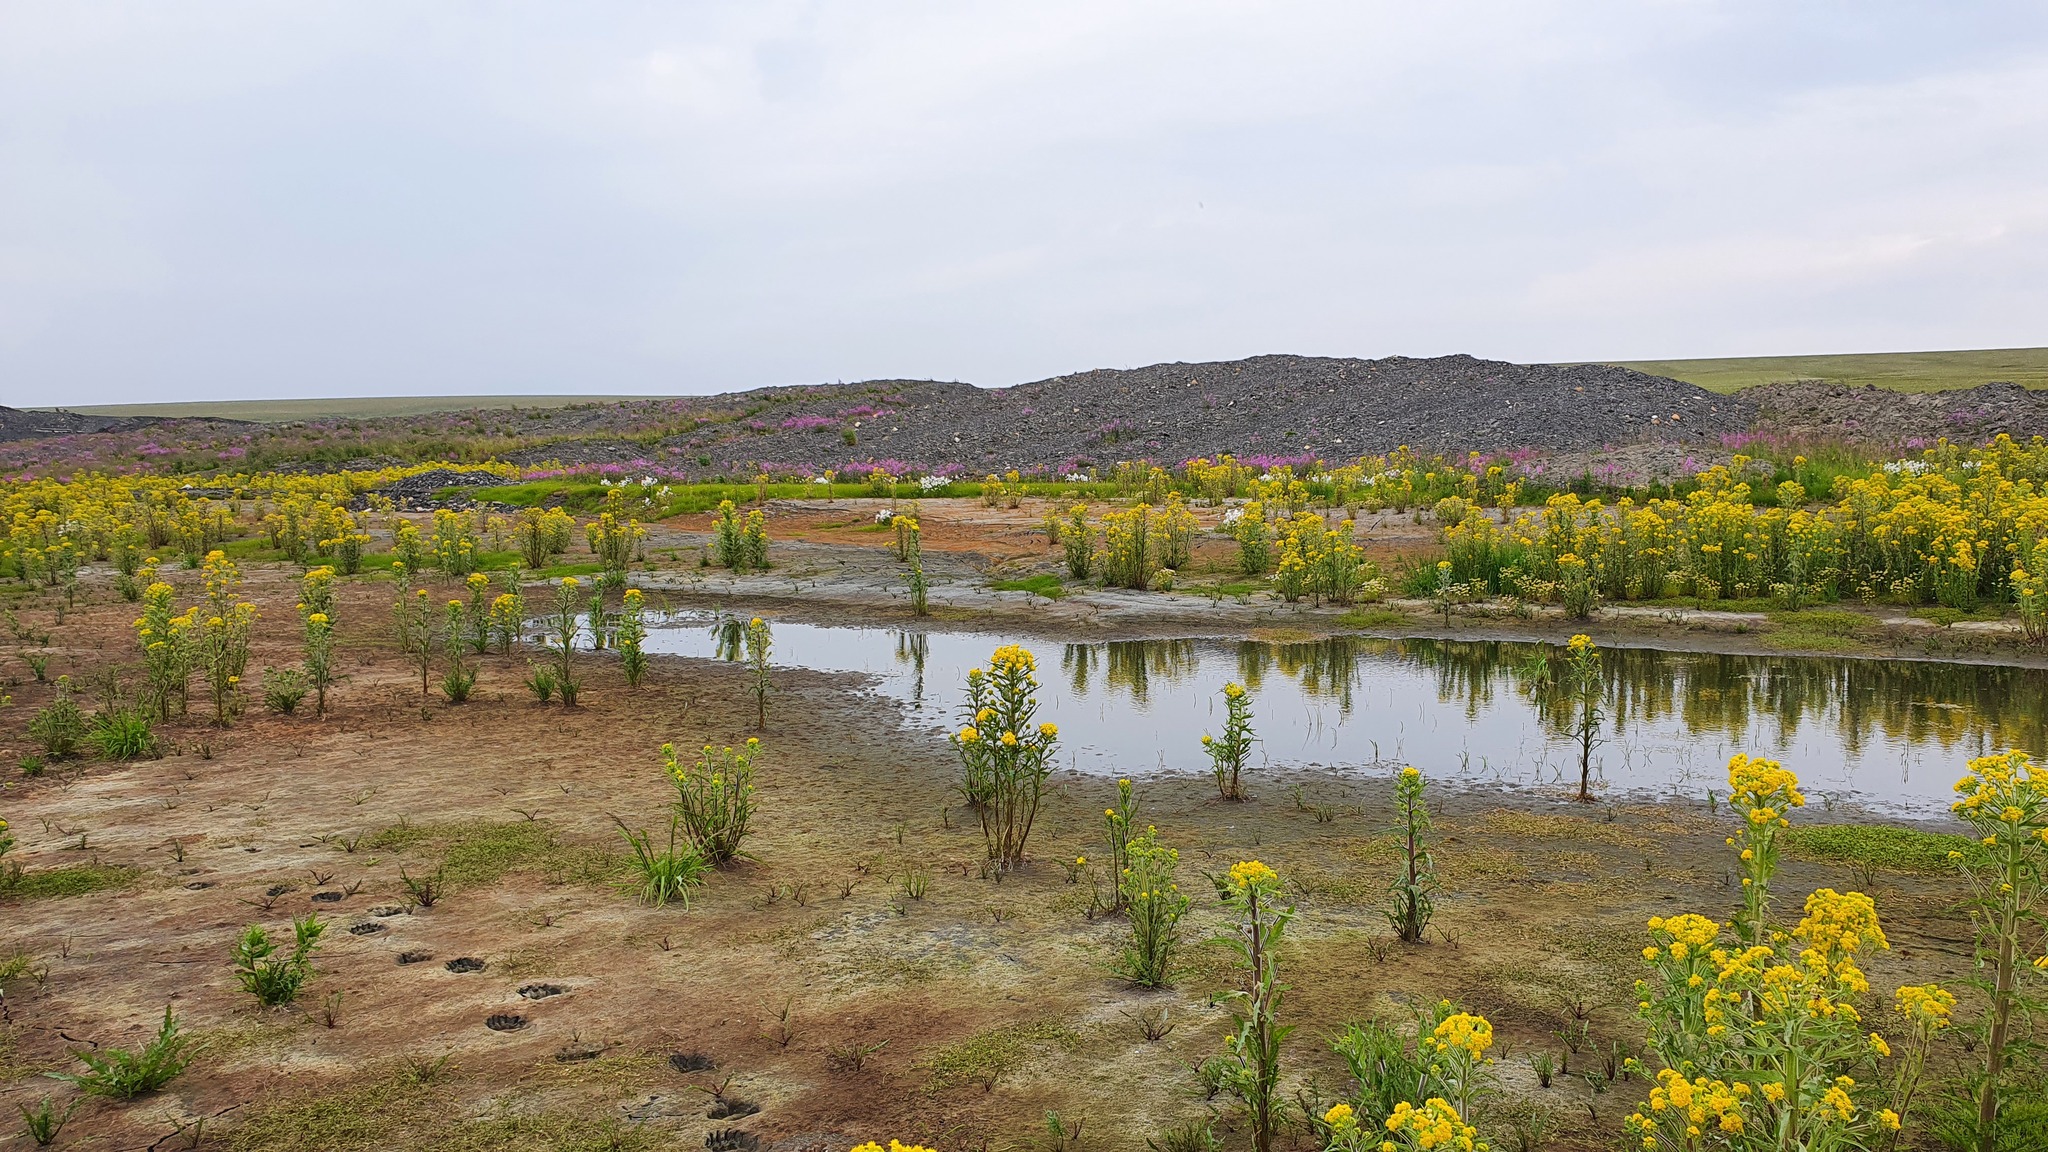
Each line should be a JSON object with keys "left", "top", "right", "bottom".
{"left": 1000, "top": 731, "right": 1019, "bottom": 747}
{"left": 1324, "top": 1102, "right": 1357, "bottom": 1130}
{"left": 957, "top": 726, "right": 980, "bottom": 743}
{"left": 1038, "top": 722, "right": 1058, "bottom": 739}
{"left": 1229, "top": 860, "right": 1278, "bottom": 891}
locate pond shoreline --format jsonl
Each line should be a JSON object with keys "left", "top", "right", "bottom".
{"left": 631, "top": 543, "right": 2048, "bottom": 672}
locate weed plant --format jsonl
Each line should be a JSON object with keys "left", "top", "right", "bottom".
{"left": 951, "top": 646, "right": 1059, "bottom": 870}
{"left": 58, "top": 1006, "right": 192, "bottom": 1098}
{"left": 1202, "top": 682, "right": 1255, "bottom": 801}
{"left": 615, "top": 816, "right": 709, "bottom": 907}
{"left": 233, "top": 915, "right": 326, "bottom": 1007}
{"left": 1385, "top": 766, "right": 1437, "bottom": 943}
{"left": 664, "top": 739, "right": 758, "bottom": 866}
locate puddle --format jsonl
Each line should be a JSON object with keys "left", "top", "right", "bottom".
{"left": 639, "top": 614, "right": 2047, "bottom": 814}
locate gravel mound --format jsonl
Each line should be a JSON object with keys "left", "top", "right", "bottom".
{"left": 369, "top": 468, "right": 511, "bottom": 509}
{"left": 1750, "top": 380, "right": 2048, "bottom": 447}
{"left": 680, "top": 354, "right": 1751, "bottom": 476}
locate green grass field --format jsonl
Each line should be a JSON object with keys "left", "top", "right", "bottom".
{"left": 1597, "top": 347, "right": 2048, "bottom": 394}
{"left": 38, "top": 394, "right": 667, "bottom": 420}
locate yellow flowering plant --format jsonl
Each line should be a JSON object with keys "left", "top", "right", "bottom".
{"left": 542, "top": 577, "right": 583, "bottom": 706}
{"left": 617, "top": 587, "right": 648, "bottom": 687}
{"left": 1208, "top": 860, "right": 1294, "bottom": 1152}
{"left": 1204, "top": 682, "right": 1257, "bottom": 801}
{"left": 1110, "top": 824, "right": 1190, "bottom": 988}
{"left": 196, "top": 550, "right": 255, "bottom": 725}
{"left": 1321, "top": 1001, "right": 1497, "bottom": 1146}
{"left": 135, "top": 580, "right": 194, "bottom": 721}
{"left": 1629, "top": 755, "right": 1946, "bottom": 1152}
{"left": 1386, "top": 765, "right": 1438, "bottom": 943}
{"left": 299, "top": 567, "right": 336, "bottom": 718}
{"left": 951, "top": 646, "right": 1058, "bottom": 870}
{"left": 744, "top": 616, "right": 771, "bottom": 730}
{"left": 663, "top": 737, "right": 759, "bottom": 867}
{"left": 1946, "top": 750, "right": 2048, "bottom": 1152}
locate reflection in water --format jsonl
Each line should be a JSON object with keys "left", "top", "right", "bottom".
{"left": 638, "top": 617, "right": 2043, "bottom": 814}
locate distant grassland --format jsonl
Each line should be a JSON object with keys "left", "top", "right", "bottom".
{"left": 1596, "top": 347, "right": 2048, "bottom": 394}
{"left": 38, "top": 394, "right": 668, "bottom": 420}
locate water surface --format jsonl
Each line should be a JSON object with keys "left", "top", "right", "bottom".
{"left": 639, "top": 615, "right": 2043, "bottom": 815}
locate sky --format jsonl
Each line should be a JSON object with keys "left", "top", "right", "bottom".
{"left": 3, "top": 2, "right": 2046, "bottom": 405}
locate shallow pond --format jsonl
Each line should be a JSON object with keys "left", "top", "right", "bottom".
{"left": 637, "top": 615, "right": 2045, "bottom": 815}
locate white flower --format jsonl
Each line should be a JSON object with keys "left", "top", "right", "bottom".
{"left": 876, "top": 509, "right": 895, "bottom": 523}
{"left": 641, "top": 475, "right": 655, "bottom": 486}
{"left": 1221, "top": 508, "right": 1244, "bottom": 525}
{"left": 1064, "top": 473, "right": 1089, "bottom": 483}
{"left": 918, "top": 476, "right": 948, "bottom": 492}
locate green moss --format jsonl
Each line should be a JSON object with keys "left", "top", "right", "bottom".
{"left": 990, "top": 574, "right": 1065, "bottom": 599}
{"left": 920, "top": 1019, "right": 1079, "bottom": 1091}
{"left": 1, "top": 863, "right": 140, "bottom": 899}
{"left": 365, "top": 820, "right": 614, "bottom": 890}
{"left": 226, "top": 1065, "right": 659, "bottom": 1152}
{"left": 1786, "top": 824, "right": 1978, "bottom": 874}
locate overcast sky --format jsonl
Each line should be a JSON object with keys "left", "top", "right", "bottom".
{"left": 3, "top": 2, "right": 2046, "bottom": 404}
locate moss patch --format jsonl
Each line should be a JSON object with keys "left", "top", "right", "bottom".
{"left": 1786, "top": 824, "right": 1978, "bottom": 875}
{"left": 1, "top": 863, "right": 140, "bottom": 900}
{"left": 919, "top": 1018, "right": 1079, "bottom": 1091}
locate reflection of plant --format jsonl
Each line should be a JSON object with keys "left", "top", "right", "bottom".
{"left": 744, "top": 616, "right": 772, "bottom": 730}
{"left": 1385, "top": 766, "right": 1437, "bottom": 943}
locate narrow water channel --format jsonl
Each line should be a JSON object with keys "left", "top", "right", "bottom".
{"left": 633, "top": 614, "right": 2042, "bottom": 815}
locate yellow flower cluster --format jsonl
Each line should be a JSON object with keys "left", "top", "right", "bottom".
{"left": 1424, "top": 1012, "right": 1494, "bottom": 1061}
{"left": 989, "top": 644, "right": 1036, "bottom": 674}
{"left": 1384, "top": 1098, "right": 1481, "bottom": 1152}
{"left": 849, "top": 1143, "right": 936, "bottom": 1152}
{"left": 1893, "top": 983, "right": 1955, "bottom": 1028}
{"left": 1728, "top": 753, "right": 1805, "bottom": 817}
{"left": 1631, "top": 1067, "right": 1749, "bottom": 1141}
{"left": 1228, "top": 859, "right": 1278, "bottom": 892}
{"left": 1952, "top": 750, "right": 2040, "bottom": 824}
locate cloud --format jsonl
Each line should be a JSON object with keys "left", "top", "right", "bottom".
{"left": 2, "top": 2, "right": 2045, "bottom": 402}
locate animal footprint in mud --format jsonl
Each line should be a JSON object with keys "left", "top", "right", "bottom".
{"left": 706, "top": 1130, "right": 760, "bottom": 1152}
{"left": 518, "top": 983, "right": 566, "bottom": 1000}
{"left": 396, "top": 950, "right": 433, "bottom": 965}
{"left": 347, "top": 921, "right": 385, "bottom": 936}
{"left": 445, "top": 957, "right": 485, "bottom": 973}
{"left": 485, "top": 1014, "right": 526, "bottom": 1032}
{"left": 311, "top": 891, "right": 344, "bottom": 903}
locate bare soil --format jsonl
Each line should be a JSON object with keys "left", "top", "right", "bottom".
{"left": 0, "top": 538, "right": 1988, "bottom": 1152}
